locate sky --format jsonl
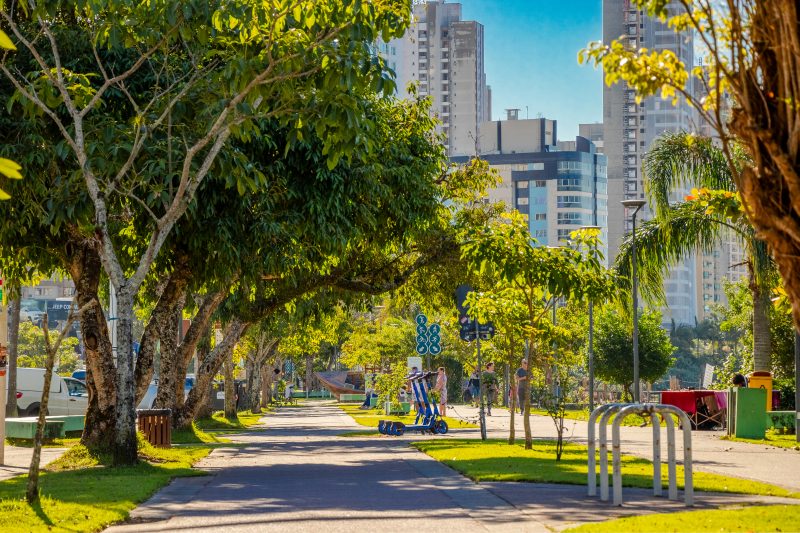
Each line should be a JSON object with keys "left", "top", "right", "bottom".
{"left": 458, "top": 0, "right": 604, "bottom": 140}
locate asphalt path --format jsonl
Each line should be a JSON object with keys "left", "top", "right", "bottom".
{"left": 104, "top": 402, "right": 798, "bottom": 532}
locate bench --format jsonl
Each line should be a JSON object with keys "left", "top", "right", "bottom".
{"left": 5, "top": 415, "right": 85, "bottom": 439}
{"left": 339, "top": 393, "right": 365, "bottom": 402}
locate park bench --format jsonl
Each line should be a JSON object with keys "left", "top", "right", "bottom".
{"left": 5, "top": 415, "right": 85, "bottom": 439}
{"left": 339, "top": 393, "right": 365, "bottom": 402}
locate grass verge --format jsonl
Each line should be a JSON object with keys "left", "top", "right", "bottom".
{"left": 721, "top": 432, "right": 800, "bottom": 451}
{"left": 0, "top": 434, "right": 211, "bottom": 532}
{"left": 524, "top": 408, "right": 681, "bottom": 428}
{"left": 565, "top": 504, "right": 800, "bottom": 532}
{"left": 412, "top": 439, "right": 799, "bottom": 499}
{"left": 193, "top": 410, "right": 265, "bottom": 433}
{"left": 338, "top": 403, "right": 477, "bottom": 431}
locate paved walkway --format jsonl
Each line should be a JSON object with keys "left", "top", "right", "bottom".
{"left": 0, "top": 445, "right": 66, "bottom": 481}
{"left": 446, "top": 404, "right": 800, "bottom": 492}
{"left": 105, "top": 402, "right": 798, "bottom": 532}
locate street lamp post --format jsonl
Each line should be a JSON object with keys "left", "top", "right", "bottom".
{"left": 580, "top": 225, "right": 602, "bottom": 412}
{"left": 621, "top": 199, "right": 646, "bottom": 403}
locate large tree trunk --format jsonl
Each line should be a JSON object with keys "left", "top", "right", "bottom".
{"left": 751, "top": 278, "right": 772, "bottom": 372}
{"left": 6, "top": 291, "right": 20, "bottom": 417}
{"left": 193, "top": 330, "right": 214, "bottom": 420}
{"left": 174, "top": 319, "right": 249, "bottom": 428}
{"left": 305, "top": 353, "right": 313, "bottom": 396}
{"left": 66, "top": 233, "right": 116, "bottom": 451}
{"left": 113, "top": 291, "right": 138, "bottom": 466}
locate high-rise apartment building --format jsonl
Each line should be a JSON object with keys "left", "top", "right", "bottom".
{"left": 454, "top": 114, "right": 609, "bottom": 262}
{"left": 603, "top": 0, "right": 698, "bottom": 325}
{"left": 378, "top": 1, "right": 490, "bottom": 156}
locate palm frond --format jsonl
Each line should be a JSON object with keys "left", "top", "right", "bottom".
{"left": 614, "top": 201, "right": 754, "bottom": 305}
{"left": 643, "top": 132, "right": 747, "bottom": 217}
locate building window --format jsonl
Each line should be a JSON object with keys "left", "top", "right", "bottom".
{"left": 527, "top": 162, "right": 544, "bottom": 171}
{"left": 557, "top": 195, "right": 589, "bottom": 208}
{"left": 535, "top": 229, "right": 547, "bottom": 238}
{"left": 535, "top": 180, "right": 547, "bottom": 187}
{"left": 516, "top": 181, "right": 529, "bottom": 189}
{"left": 557, "top": 229, "right": 572, "bottom": 241}
{"left": 517, "top": 197, "right": 529, "bottom": 206}
{"left": 535, "top": 213, "right": 547, "bottom": 221}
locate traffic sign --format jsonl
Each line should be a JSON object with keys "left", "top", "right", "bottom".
{"left": 429, "top": 343, "right": 441, "bottom": 355}
{"left": 415, "top": 343, "right": 428, "bottom": 355}
{"left": 428, "top": 334, "right": 440, "bottom": 345}
{"left": 415, "top": 313, "right": 428, "bottom": 326}
{"left": 416, "top": 334, "right": 428, "bottom": 345}
{"left": 429, "top": 323, "right": 440, "bottom": 335}
{"left": 416, "top": 324, "right": 428, "bottom": 336}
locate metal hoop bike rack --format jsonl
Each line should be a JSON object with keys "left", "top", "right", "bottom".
{"left": 587, "top": 403, "right": 693, "bottom": 506}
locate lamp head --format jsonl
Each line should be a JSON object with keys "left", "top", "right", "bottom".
{"left": 621, "top": 199, "right": 647, "bottom": 209}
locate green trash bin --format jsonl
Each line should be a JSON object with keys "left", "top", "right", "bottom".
{"left": 734, "top": 387, "right": 767, "bottom": 439}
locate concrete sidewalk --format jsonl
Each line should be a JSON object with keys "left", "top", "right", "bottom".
{"left": 446, "top": 404, "right": 800, "bottom": 492}
{"left": 105, "top": 402, "right": 798, "bottom": 532}
{"left": 0, "top": 445, "right": 66, "bottom": 481}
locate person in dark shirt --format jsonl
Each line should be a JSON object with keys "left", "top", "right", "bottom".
{"left": 515, "top": 359, "right": 529, "bottom": 415}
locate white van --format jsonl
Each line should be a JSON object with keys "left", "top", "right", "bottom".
{"left": 15, "top": 368, "right": 89, "bottom": 416}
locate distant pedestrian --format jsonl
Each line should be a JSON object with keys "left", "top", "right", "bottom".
{"left": 516, "top": 359, "right": 529, "bottom": 415}
{"left": 434, "top": 367, "right": 448, "bottom": 416}
{"left": 468, "top": 369, "right": 480, "bottom": 406}
{"left": 482, "top": 362, "right": 498, "bottom": 416}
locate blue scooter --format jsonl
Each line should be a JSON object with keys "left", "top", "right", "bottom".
{"left": 378, "top": 371, "right": 448, "bottom": 436}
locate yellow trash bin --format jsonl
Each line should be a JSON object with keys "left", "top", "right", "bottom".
{"left": 748, "top": 371, "right": 773, "bottom": 412}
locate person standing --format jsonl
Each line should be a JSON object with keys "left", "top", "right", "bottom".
{"left": 516, "top": 359, "right": 529, "bottom": 415}
{"left": 434, "top": 367, "right": 448, "bottom": 417}
{"left": 468, "top": 369, "right": 480, "bottom": 407}
{"left": 482, "top": 362, "right": 498, "bottom": 416}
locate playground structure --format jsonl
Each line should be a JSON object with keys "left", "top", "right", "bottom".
{"left": 588, "top": 403, "right": 694, "bottom": 507}
{"left": 378, "top": 371, "right": 448, "bottom": 436}
{"left": 315, "top": 371, "right": 365, "bottom": 397}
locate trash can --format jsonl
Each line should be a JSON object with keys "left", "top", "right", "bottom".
{"left": 137, "top": 409, "right": 172, "bottom": 448}
{"left": 748, "top": 371, "right": 773, "bottom": 412}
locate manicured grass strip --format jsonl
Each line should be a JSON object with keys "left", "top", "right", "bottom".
{"left": 5, "top": 437, "right": 82, "bottom": 448}
{"left": 412, "top": 439, "right": 799, "bottom": 499}
{"left": 0, "top": 436, "right": 210, "bottom": 532}
{"left": 338, "top": 403, "right": 477, "bottom": 430}
{"left": 721, "top": 433, "right": 800, "bottom": 451}
{"left": 565, "top": 504, "right": 800, "bottom": 532}
{"left": 527, "top": 408, "right": 681, "bottom": 428}
{"left": 193, "top": 410, "right": 266, "bottom": 433}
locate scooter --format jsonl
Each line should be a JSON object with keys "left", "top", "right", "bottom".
{"left": 378, "top": 371, "right": 448, "bottom": 436}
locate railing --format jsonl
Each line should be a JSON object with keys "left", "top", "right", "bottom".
{"left": 588, "top": 403, "right": 693, "bottom": 506}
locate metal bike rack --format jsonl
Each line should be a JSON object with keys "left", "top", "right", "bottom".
{"left": 588, "top": 403, "right": 694, "bottom": 507}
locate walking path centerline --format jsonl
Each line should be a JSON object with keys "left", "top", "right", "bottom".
{"left": 105, "top": 401, "right": 798, "bottom": 532}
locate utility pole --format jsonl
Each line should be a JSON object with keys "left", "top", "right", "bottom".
{"left": 476, "top": 319, "right": 486, "bottom": 441}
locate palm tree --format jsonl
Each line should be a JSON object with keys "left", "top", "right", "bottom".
{"left": 616, "top": 132, "right": 775, "bottom": 372}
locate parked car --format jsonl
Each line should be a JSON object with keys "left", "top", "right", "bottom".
{"left": 19, "top": 308, "right": 45, "bottom": 324}
{"left": 71, "top": 369, "right": 86, "bottom": 381}
{"left": 15, "top": 367, "right": 89, "bottom": 416}
{"left": 137, "top": 375, "right": 195, "bottom": 409}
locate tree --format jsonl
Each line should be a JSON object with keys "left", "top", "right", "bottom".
{"left": 580, "top": 1, "right": 800, "bottom": 332}
{"left": 462, "top": 216, "right": 615, "bottom": 449}
{"left": 0, "top": 27, "right": 21, "bottom": 199}
{"left": 615, "top": 132, "right": 775, "bottom": 371}
{"left": 16, "top": 322, "right": 80, "bottom": 374}
{"left": 1, "top": 0, "right": 411, "bottom": 465}
{"left": 593, "top": 305, "right": 676, "bottom": 400}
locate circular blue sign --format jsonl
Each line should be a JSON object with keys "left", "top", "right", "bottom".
{"left": 416, "top": 334, "right": 428, "bottom": 345}
{"left": 415, "top": 344, "right": 428, "bottom": 355}
{"left": 429, "top": 323, "right": 441, "bottom": 335}
{"left": 429, "top": 344, "right": 442, "bottom": 355}
{"left": 415, "top": 313, "right": 428, "bottom": 326}
{"left": 428, "top": 334, "right": 441, "bottom": 345}
{"left": 416, "top": 324, "right": 428, "bottom": 336}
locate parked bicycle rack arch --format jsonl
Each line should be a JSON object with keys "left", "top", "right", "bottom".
{"left": 587, "top": 403, "right": 694, "bottom": 507}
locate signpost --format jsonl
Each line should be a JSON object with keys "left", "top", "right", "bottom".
{"left": 414, "top": 313, "right": 441, "bottom": 369}
{"left": 454, "top": 285, "right": 495, "bottom": 441}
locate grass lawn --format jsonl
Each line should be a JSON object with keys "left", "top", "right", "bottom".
{"left": 565, "top": 504, "right": 800, "bottom": 532}
{"left": 721, "top": 432, "right": 800, "bottom": 451}
{"left": 193, "top": 410, "right": 266, "bottom": 432}
{"left": 0, "top": 432, "right": 213, "bottom": 532}
{"left": 525, "top": 408, "right": 681, "bottom": 428}
{"left": 338, "top": 403, "right": 477, "bottom": 431}
{"left": 412, "top": 439, "right": 799, "bottom": 499}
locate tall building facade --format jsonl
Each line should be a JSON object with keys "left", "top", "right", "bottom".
{"left": 603, "top": 0, "right": 698, "bottom": 325}
{"left": 378, "top": 1, "right": 490, "bottom": 156}
{"left": 454, "top": 115, "right": 609, "bottom": 262}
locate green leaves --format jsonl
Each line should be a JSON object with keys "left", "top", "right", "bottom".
{"left": 0, "top": 157, "right": 22, "bottom": 200}
{"left": 0, "top": 29, "right": 15, "bottom": 50}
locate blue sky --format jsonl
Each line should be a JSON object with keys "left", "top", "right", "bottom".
{"left": 459, "top": 0, "right": 604, "bottom": 140}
